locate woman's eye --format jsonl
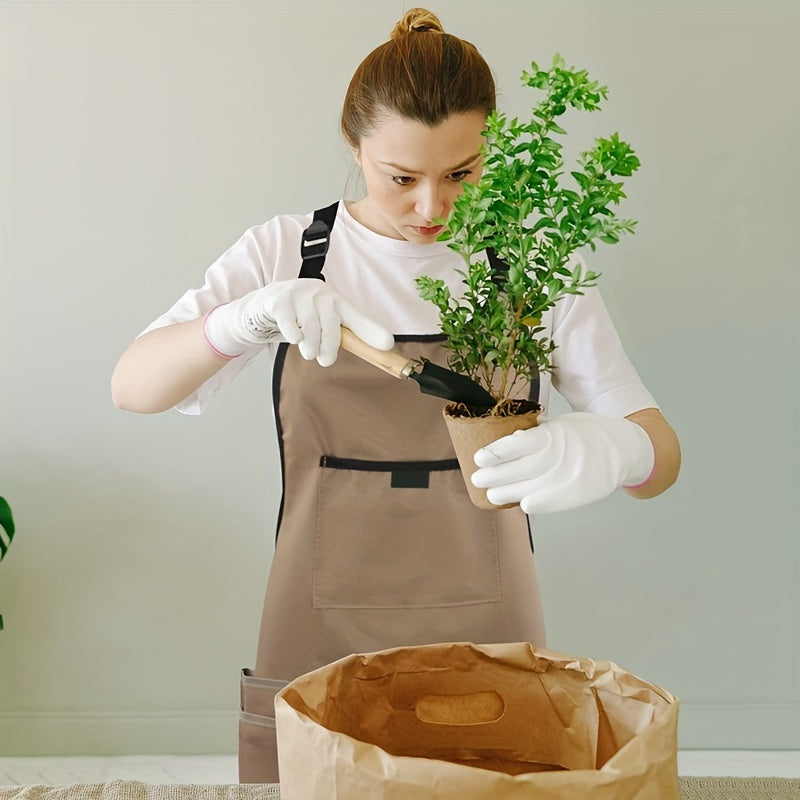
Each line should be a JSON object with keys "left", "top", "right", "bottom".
{"left": 391, "top": 170, "right": 472, "bottom": 185}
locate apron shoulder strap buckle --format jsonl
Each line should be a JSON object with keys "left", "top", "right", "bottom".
{"left": 301, "top": 218, "right": 331, "bottom": 261}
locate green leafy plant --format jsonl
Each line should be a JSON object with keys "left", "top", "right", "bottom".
{"left": 416, "top": 54, "right": 641, "bottom": 415}
{"left": 0, "top": 496, "right": 15, "bottom": 630}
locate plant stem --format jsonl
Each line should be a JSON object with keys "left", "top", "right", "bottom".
{"left": 496, "top": 299, "right": 527, "bottom": 406}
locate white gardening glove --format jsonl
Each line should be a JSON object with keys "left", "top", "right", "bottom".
{"left": 471, "top": 412, "right": 655, "bottom": 514}
{"left": 203, "top": 278, "right": 394, "bottom": 366}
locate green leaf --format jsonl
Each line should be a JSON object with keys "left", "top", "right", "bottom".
{"left": 570, "top": 171, "right": 588, "bottom": 189}
{"left": 532, "top": 217, "right": 556, "bottom": 233}
{"left": 0, "top": 497, "right": 15, "bottom": 561}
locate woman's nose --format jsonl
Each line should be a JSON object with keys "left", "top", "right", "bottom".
{"left": 414, "top": 185, "right": 447, "bottom": 222}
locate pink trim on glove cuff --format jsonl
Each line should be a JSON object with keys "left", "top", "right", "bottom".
{"left": 203, "top": 307, "right": 240, "bottom": 360}
{"left": 623, "top": 459, "right": 657, "bottom": 490}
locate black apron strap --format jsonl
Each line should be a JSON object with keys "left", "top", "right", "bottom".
{"left": 299, "top": 201, "right": 339, "bottom": 280}
{"left": 486, "top": 246, "right": 508, "bottom": 286}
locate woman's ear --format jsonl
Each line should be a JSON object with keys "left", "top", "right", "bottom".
{"left": 351, "top": 145, "right": 362, "bottom": 169}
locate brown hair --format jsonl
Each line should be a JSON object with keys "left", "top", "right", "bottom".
{"left": 341, "top": 8, "right": 495, "bottom": 148}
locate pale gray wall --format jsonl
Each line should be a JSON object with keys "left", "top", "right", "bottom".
{"left": 1, "top": 0, "right": 797, "bottom": 757}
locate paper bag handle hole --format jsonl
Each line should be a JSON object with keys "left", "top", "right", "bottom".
{"left": 414, "top": 690, "right": 505, "bottom": 726}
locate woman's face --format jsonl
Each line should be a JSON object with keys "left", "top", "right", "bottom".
{"left": 351, "top": 110, "right": 486, "bottom": 242}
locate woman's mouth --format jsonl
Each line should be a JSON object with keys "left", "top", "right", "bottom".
{"left": 413, "top": 225, "right": 445, "bottom": 237}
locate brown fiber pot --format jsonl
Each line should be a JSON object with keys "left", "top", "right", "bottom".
{"left": 443, "top": 405, "right": 541, "bottom": 510}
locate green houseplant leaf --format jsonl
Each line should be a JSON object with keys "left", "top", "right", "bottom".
{"left": 0, "top": 496, "right": 16, "bottom": 631}
{"left": 0, "top": 497, "right": 14, "bottom": 562}
{"left": 416, "top": 54, "right": 641, "bottom": 416}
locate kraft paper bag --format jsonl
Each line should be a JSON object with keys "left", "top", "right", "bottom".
{"left": 275, "top": 641, "right": 679, "bottom": 800}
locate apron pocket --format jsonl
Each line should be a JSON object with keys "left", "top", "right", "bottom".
{"left": 239, "top": 669, "right": 287, "bottom": 783}
{"left": 313, "top": 456, "right": 500, "bottom": 609}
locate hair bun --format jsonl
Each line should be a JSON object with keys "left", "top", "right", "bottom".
{"left": 390, "top": 7, "right": 445, "bottom": 40}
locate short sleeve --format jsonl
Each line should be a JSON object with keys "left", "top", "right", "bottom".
{"left": 549, "top": 284, "right": 658, "bottom": 418}
{"left": 139, "top": 216, "right": 303, "bottom": 414}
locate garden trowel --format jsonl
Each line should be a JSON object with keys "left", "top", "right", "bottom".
{"left": 339, "top": 327, "right": 495, "bottom": 407}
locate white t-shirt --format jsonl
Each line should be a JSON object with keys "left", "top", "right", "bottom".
{"left": 142, "top": 201, "right": 656, "bottom": 417}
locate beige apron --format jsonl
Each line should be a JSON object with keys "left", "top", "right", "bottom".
{"left": 238, "top": 208, "right": 547, "bottom": 783}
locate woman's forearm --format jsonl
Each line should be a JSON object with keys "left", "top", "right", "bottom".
{"left": 111, "top": 318, "right": 231, "bottom": 414}
{"left": 624, "top": 407, "right": 681, "bottom": 499}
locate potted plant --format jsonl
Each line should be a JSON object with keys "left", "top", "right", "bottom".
{"left": 416, "top": 54, "right": 641, "bottom": 509}
{"left": 0, "top": 496, "right": 16, "bottom": 630}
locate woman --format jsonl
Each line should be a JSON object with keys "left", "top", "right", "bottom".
{"left": 112, "top": 8, "right": 680, "bottom": 783}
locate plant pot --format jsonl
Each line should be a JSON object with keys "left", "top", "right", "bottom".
{"left": 443, "top": 404, "right": 541, "bottom": 510}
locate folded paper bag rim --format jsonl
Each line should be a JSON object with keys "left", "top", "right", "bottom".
{"left": 275, "top": 641, "right": 680, "bottom": 800}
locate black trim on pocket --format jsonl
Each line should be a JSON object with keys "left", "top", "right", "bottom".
{"left": 392, "top": 334, "right": 447, "bottom": 343}
{"left": 320, "top": 456, "right": 459, "bottom": 472}
{"left": 320, "top": 455, "right": 460, "bottom": 490}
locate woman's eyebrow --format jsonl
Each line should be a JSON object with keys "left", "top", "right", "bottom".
{"left": 379, "top": 153, "right": 481, "bottom": 173}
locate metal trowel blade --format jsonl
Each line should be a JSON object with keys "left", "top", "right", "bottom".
{"left": 410, "top": 359, "right": 495, "bottom": 408}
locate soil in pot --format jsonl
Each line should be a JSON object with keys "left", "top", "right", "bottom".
{"left": 443, "top": 399, "right": 542, "bottom": 511}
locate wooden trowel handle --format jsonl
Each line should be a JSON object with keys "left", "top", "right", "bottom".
{"left": 339, "top": 327, "right": 413, "bottom": 380}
